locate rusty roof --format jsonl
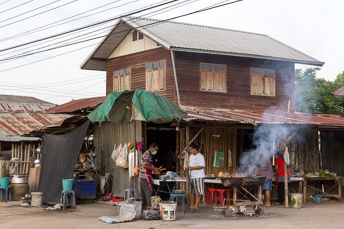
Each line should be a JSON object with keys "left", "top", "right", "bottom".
{"left": 0, "top": 112, "right": 71, "bottom": 138}
{"left": 0, "top": 94, "right": 55, "bottom": 112}
{"left": 333, "top": 86, "right": 344, "bottom": 96}
{"left": 47, "top": 96, "right": 105, "bottom": 114}
{"left": 183, "top": 106, "right": 344, "bottom": 126}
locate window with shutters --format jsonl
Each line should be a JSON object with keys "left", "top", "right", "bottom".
{"left": 199, "top": 63, "right": 227, "bottom": 93}
{"left": 250, "top": 68, "right": 276, "bottom": 96}
{"left": 113, "top": 67, "right": 131, "bottom": 91}
{"left": 145, "top": 60, "right": 166, "bottom": 91}
{"left": 132, "top": 30, "right": 143, "bottom": 41}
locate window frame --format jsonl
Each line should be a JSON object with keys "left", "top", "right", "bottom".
{"left": 145, "top": 59, "right": 166, "bottom": 92}
{"left": 199, "top": 62, "right": 227, "bottom": 93}
{"left": 250, "top": 67, "right": 276, "bottom": 97}
{"left": 113, "top": 67, "right": 131, "bottom": 91}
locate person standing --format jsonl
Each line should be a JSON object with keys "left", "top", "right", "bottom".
{"left": 259, "top": 154, "right": 273, "bottom": 207}
{"left": 275, "top": 142, "right": 290, "bottom": 205}
{"left": 139, "top": 143, "right": 158, "bottom": 210}
{"left": 188, "top": 143, "right": 205, "bottom": 211}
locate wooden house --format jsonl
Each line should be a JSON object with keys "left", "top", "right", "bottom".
{"left": 81, "top": 17, "right": 344, "bottom": 197}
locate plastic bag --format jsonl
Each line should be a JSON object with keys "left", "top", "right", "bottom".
{"left": 116, "top": 143, "right": 128, "bottom": 168}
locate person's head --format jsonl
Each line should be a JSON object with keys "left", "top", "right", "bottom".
{"left": 189, "top": 143, "right": 199, "bottom": 155}
{"left": 148, "top": 143, "right": 158, "bottom": 155}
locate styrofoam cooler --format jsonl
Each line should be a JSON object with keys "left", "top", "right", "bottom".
{"left": 159, "top": 203, "right": 177, "bottom": 221}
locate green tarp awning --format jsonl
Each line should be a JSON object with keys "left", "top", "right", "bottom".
{"left": 88, "top": 90, "right": 186, "bottom": 124}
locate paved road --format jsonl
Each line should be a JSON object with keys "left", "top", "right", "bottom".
{"left": 0, "top": 201, "right": 344, "bottom": 229}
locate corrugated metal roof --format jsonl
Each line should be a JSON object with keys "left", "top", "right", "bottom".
{"left": 0, "top": 112, "right": 71, "bottom": 138}
{"left": 47, "top": 96, "right": 105, "bottom": 114}
{"left": 0, "top": 132, "right": 40, "bottom": 142}
{"left": 82, "top": 17, "right": 323, "bottom": 70}
{"left": 333, "top": 86, "right": 344, "bottom": 96}
{"left": 183, "top": 106, "right": 344, "bottom": 126}
{"left": 0, "top": 94, "right": 55, "bottom": 112}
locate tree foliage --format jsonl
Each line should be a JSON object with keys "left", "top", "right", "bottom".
{"left": 295, "top": 69, "right": 344, "bottom": 116}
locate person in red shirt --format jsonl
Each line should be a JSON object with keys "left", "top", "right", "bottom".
{"left": 275, "top": 142, "right": 290, "bottom": 205}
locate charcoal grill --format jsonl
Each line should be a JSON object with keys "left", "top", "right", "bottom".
{"left": 218, "top": 176, "right": 265, "bottom": 217}
{"left": 221, "top": 176, "right": 266, "bottom": 188}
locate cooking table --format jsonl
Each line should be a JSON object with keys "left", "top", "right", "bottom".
{"left": 303, "top": 176, "right": 342, "bottom": 202}
{"left": 153, "top": 178, "right": 188, "bottom": 195}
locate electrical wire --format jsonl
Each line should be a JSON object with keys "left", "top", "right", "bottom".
{"left": 0, "top": 0, "right": 197, "bottom": 61}
{"left": 0, "top": 0, "right": 35, "bottom": 15}
{"left": 0, "top": 0, "right": 126, "bottom": 42}
{"left": 0, "top": 0, "right": 64, "bottom": 24}
{"left": 0, "top": 0, "right": 179, "bottom": 53}
{"left": 0, "top": 0, "right": 243, "bottom": 71}
{"left": 0, "top": 0, "right": 79, "bottom": 29}
{"left": 0, "top": 0, "right": 242, "bottom": 63}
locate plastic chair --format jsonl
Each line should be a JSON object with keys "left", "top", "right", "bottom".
{"left": 169, "top": 191, "right": 187, "bottom": 214}
{"left": 207, "top": 188, "right": 216, "bottom": 205}
{"left": 0, "top": 186, "right": 11, "bottom": 202}
{"left": 61, "top": 190, "right": 76, "bottom": 210}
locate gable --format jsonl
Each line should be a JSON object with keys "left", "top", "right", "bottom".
{"left": 109, "top": 30, "right": 161, "bottom": 59}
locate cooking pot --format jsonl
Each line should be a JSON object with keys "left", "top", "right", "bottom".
{"left": 11, "top": 176, "right": 28, "bottom": 184}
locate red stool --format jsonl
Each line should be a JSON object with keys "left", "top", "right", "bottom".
{"left": 207, "top": 188, "right": 216, "bottom": 205}
{"left": 217, "top": 189, "right": 227, "bottom": 206}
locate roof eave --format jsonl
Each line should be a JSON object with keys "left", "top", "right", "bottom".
{"left": 171, "top": 47, "right": 324, "bottom": 66}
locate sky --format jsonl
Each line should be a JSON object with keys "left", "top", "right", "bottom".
{"left": 0, "top": 0, "right": 343, "bottom": 104}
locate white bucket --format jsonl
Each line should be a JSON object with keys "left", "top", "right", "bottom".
{"left": 31, "top": 192, "right": 43, "bottom": 207}
{"left": 290, "top": 193, "right": 303, "bottom": 209}
{"left": 159, "top": 203, "right": 177, "bottom": 221}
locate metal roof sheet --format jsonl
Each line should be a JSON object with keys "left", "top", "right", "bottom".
{"left": 47, "top": 96, "right": 105, "bottom": 114}
{"left": 82, "top": 17, "right": 324, "bottom": 70}
{"left": 0, "top": 94, "right": 55, "bottom": 112}
{"left": 333, "top": 86, "right": 344, "bottom": 96}
{"left": 0, "top": 112, "right": 71, "bottom": 139}
{"left": 183, "top": 106, "right": 344, "bottom": 127}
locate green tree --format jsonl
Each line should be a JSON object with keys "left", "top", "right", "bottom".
{"left": 295, "top": 69, "right": 344, "bottom": 116}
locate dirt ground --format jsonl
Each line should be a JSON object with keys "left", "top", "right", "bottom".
{"left": 0, "top": 201, "right": 344, "bottom": 229}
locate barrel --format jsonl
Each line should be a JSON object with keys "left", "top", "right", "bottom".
{"left": 31, "top": 192, "right": 43, "bottom": 207}
{"left": 11, "top": 183, "right": 29, "bottom": 201}
{"left": 0, "top": 177, "right": 10, "bottom": 188}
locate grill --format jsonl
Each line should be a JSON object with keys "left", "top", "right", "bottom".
{"left": 221, "top": 176, "right": 265, "bottom": 188}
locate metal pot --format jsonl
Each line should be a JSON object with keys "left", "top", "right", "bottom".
{"left": 11, "top": 176, "right": 28, "bottom": 184}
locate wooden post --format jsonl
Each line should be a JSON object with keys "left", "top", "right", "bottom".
{"left": 258, "top": 185, "right": 262, "bottom": 204}
{"left": 284, "top": 161, "right": 289, "bottom": 208}
{"left": 233, "top": 187, "right": 238, "bottom": 208}
{"left": 303, "top": 179, "right": 307, "bottom": 203}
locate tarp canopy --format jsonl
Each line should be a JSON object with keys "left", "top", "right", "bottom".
{"left": 88, "top": 90, "right": 186, "bottom": 124}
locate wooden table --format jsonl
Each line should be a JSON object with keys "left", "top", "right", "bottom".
{"left": 303, "top": 176, "right": 342, "bottom": 202}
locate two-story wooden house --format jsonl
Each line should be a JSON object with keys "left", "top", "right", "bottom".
{"left": 80, "top": 17, "right": 344, "bottom": 197}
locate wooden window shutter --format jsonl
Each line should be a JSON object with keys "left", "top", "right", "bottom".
{"left": 270, "top": 77, "right": 276, "bottom": 96}
{"left": 158, "top": 67, "right": 165, "bottom": 90}
{"left": 125, "top": 75, "right": 131, "bottom": 90}
{"left": 220, "top": 71, "right": 226, "bottom": 92}
{"left": 200, "top": 70, "right": 207, "bottom": 90}
{"left": 146, "top": 69, "right": 153, "bottom": 91}
{"left": 251, "top": 75, "right": 263, "bottom": 95}
{"left": 152, "top": 69, "right": 160, "bottom": 91}
{"left": 213, "top": 71, "right": 221, "bottom": 92}
{"left": 206, "top": 71, "right": 213, "bottom": 91}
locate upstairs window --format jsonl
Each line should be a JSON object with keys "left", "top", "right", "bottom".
{"left": 250, "top": 68, "right": 276, "bottom": 96}
{"left": 145, "top": 60, "right": 166, "bottom": 91}
{"left": 113, "top": 67, "right": 131, "bottom": 91}
{"left": 200, "top": 63, "right": 227, "bottom": 93}
{"left": 132, "top": 30, "right": 143, "bottom": 41}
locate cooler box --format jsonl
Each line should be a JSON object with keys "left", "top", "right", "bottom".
{"left": 74, "top": 180, "right": 96, "bottom": 200}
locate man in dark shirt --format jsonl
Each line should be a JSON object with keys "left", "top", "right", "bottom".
{"left": 259, "top": 154, "right": 273, "bottom": 207}
{"left": 139, "top": 143, "right": 158, "bottom": 210}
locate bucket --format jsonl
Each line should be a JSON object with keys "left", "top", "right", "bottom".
{"left": 0, "top": 177, "right": 10, "bottom": 188}
{"left": 124, "top": 188, "right": 134, "bottom": 200}
{"left": 31, "top": 192, "right": 43, "bottom": 207}
{"left": 314, "top": 194, "right": 323, "bottom": 204}
{"left": 159, "top": 203, "right": 177, "bottom": 221}
{"left": 62, "top": 179, "right": 74, "bottom": 191}
{"left": 290, "top": 193, "right": 303, "bottom": 209}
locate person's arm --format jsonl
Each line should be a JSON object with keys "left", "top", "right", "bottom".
{"left": 142, "top": 162, "right": 155, "bottom": 171}
{"left": 189, "top": 165, "right": 204, "bottom": 170}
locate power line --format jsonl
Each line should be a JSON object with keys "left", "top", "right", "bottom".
{"left": 0, "top": 0, "right": 244, "bottom": 73}
{"left": 0, "top": 0, "right": 197, "bottom": 62}
{"left": 0, "top": 0, "right": 35, "bottom": 15}
{"left": 0, "top": 0, "right": 126, "bottom": 42}
{"left": 0, "top": 0, "right": 241, "bottom": 63}
{"left": 0, "top": 0, "right": 64, "bottom": 25}
{"left": 0, "top": 0, "right": 79, "bottom": 29}
{"left": 0, "top": 0, "right": 179, "bottom": 53}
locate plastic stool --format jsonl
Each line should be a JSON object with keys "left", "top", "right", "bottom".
{"left": 169, "top": 191, "right": 187, "bottom": 214}
{"left": 61, "top": 190, "right": 76, "bottom": 210}
{"left": 207, "top": 188, "right": 216, "bottom": 205}
{"left": 215, "top": 189, "right": 227, "bottom": 206}
{"left": 0, "top": 187, "right": 11, "bottom": 202}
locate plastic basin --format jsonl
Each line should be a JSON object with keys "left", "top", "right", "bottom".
{"left": 62, "top": 179, "right": 74, "bottom": 191}
{"left": 0, "top": 177, "right": 10, "bottom": 188}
